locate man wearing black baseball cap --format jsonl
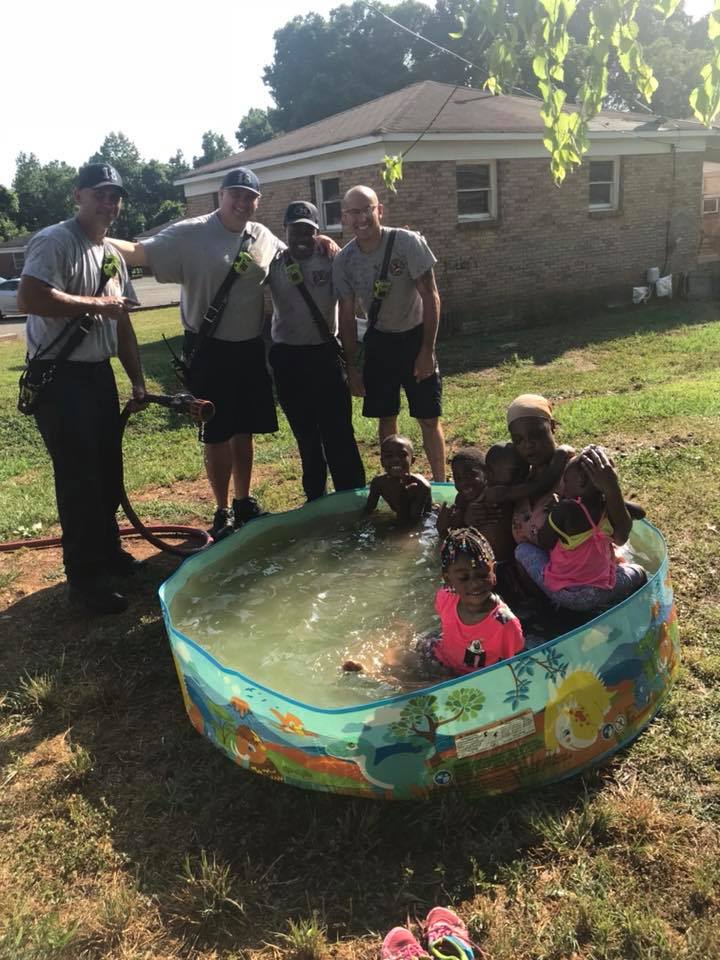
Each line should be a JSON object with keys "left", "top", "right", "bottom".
{"left": 109, "top": 167, "right": 339, "bottom": 539}
{"left": 267, "top": 201, "right": 364, "bottom": 501}
{"left": 17, "top": 163, "right": 146, "bottom": 614}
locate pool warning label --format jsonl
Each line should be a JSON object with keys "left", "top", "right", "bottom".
{"left": 455, "top": 711, "right": 536, "bottom": 759}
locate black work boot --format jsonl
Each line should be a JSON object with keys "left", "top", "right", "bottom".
{"left": 68, "top": 577, "right": 128, "bottom": 615}
{"left": 105, "top": 548, "right": 146, "bottom": 577}
{"left": 208, "top": 507, "right": 234, "bottom": 542}
{"left": 232, "top": 496, "right": 267, "bottom": 529}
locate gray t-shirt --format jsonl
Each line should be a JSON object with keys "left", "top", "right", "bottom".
{"left": 332, "top": 227, "right": 437, "bottom": 334}
{"left": 23, "top": 218, "right": 136, "bottom": 362}
{"left": 268, "top": 251, "right": 336, "bottom": 345}
{"left": 142, "top": 213, "right": 284, "bottom": 342}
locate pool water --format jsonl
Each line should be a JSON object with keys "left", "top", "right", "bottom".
{"left": 168, "top": 494, "right": 660, "bottom": 710}
{"left": 169, "top": 512, "right": 443, "bottom": 707}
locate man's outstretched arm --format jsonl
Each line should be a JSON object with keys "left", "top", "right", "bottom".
{"left": 106, "top": 237, "right": 148, "bottom": 267}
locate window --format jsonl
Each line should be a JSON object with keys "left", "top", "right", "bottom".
{"left": 456, "top": 163, "right": 496, "bottom": 221}
{"left": 703, "top": 196, "right": 720, "bottom": 215}
{"left": 588, "top": 159, "right": 619, "bottom": 210}
{"left": 316, "top": 176, "right": 342, "bottom": 230}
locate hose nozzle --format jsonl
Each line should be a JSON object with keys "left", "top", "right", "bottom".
{"left": 144, "top": 392, "right": 215, "bottom": 425}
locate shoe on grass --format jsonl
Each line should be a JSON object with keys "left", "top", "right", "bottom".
{"left": 232, "top": 496, "right": 267, "bottom": 528}
{"left": 68, "top": 578, "right": 128, "bottom": 615}
{"left": 424, "top": 907, "right": 473, "bottom": 960}
{"left": 208, "top": 507, "right": 234, "bottom": 542}
{"left": 381, "top": 927, "right": 429, "bottom": 960}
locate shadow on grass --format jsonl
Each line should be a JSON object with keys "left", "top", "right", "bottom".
{"left": 0, "top": 559, "right": 617, "bottom": 954}
{"left": 437, "top": 301, "right": 718, "bottom": 378}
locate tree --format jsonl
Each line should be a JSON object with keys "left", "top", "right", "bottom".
{"left": 89, "top": 132, "right": 145, "bottom": 237}
{"left": 236, "top": 108, "right": 278, "bottom": 149}
{"left": 193, "top": 130, "right": 234, "bottom": 169}
{"left": 13, "top": 153, "right": 76, "bottom": 232}
{"left": 263, "top": 2, "right": 432, "bottom": 132}
{"left": 0, "top": 185, "right": 21, "bottom": 241}
{"left": 88, "top": 134, "right": 189, "bottom": 238}
{"left": 257, "top": 0, "right": 719, "bottom": 190}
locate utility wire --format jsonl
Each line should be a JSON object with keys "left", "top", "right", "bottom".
{"left": 360, "top": 0, "right": 542, "bottom": 101}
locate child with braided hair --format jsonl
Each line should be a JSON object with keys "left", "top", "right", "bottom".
{"left": 342, "top": 527, "right": 524, "bottom": 680}
{"left": 429, "top": 527, "right": 524, "bottom": 674}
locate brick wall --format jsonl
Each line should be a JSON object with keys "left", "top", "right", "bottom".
{"left": 184, "top": 152, "right": 703, "bottom": 333}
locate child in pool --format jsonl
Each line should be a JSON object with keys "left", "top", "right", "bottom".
{"left": 436, "top": 445, "right": 528, "bottom": 562}
{"left": 365, "top": 434, "right": 432, "bottom": 526}
{"left": 424, "top": 527, "right": 525, "bottom": 674}
{"left": 515, "top": 445, "right": 647, "bottom": 611}
{"left": 436, "top": 447, "right": 487, "bottom": 537}
{"left": 485, "top": 394, "right": 574, "bottom": 546}
{"left": 342, "top": 527, "right": 524, "bottom": 678}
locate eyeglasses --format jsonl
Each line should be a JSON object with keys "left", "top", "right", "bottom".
{"left": 341, "top": 204, "right": 378, "bottom": 218}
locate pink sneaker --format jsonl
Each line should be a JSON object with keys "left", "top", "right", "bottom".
{"left": 424, "top": 907, "right": 473, "bottom": 960}
{"left": 381, "top": 926, "right": 429, "bottom": 960}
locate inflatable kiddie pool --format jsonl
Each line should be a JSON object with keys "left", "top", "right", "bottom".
{"left": 158, "top": 485, "right": 679, "bottom": 799}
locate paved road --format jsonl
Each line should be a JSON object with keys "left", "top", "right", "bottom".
{"left": 0, "top": 277, "right": 181, "bottom": 342}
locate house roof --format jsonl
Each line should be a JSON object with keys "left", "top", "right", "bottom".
{"left": 0, "top": 231, "right": 34, "bottom": 251}
{"left": 134, "top": 216, "right": 185, "bottom": 240}
{"left": 181, "top": 80, "right": 709, "bottom": 182}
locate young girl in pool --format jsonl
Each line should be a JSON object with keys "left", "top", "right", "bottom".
{"left": 515, "top": 445, "right": 647, "bottom": 611}
{"left": 482, "top": 394, "right": 574, "bottom": 546}
{"left": 342, "top": 527, "right": 524, "bottom": 678}
{"left": 424, "top": 527, "right": 525, "bottom": 674}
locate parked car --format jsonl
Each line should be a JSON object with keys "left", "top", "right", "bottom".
{"left": 0, "top": 278, "right": 21, "bottom": 318}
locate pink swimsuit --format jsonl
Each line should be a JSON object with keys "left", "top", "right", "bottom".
{"left": 544, "top": 500, "right": 616, "bottom": 592}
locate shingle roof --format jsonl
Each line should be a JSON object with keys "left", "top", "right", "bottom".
{"left": 0, "top": 231, "right": 34, "bottom": 250}
{"left": 183, "top": 80, "right": 709, "bottom": 181}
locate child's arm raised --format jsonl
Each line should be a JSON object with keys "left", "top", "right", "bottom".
{"left": 485, "top": 445, "right": 574, "bottom": 504}
{"left": 364, "top": 477, "right": 382, "bottom": 514}
{"left": 437, "top": 496, "right": 465, "bottom": 536}
{"left": 581, "top": 446, "right": 632, "bottom": 545}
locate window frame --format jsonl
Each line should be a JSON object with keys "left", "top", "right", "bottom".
{"left": 702, "top": 195, "right": 720, "bottom": 215}
{"left": 456, "top": 161, "right": 497, "bottom": 223}
{"left": 588, "top": 158, "right": 620, "bottom": 211}
{"left": 314, "top": 174, "right": 343, "bottom": 232}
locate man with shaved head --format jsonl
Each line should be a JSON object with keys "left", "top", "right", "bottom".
{"left": 333, "top": 185, "right": 446, "bottom": 480}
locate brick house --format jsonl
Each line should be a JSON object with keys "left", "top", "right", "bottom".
{"left": 0, "top": 232, "right": 32, "bottom": 279}
{"left": 177, "top": 81, "right": 717, "bottom": 331}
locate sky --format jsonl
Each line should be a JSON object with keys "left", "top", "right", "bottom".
{"left": 2, "top": 0, "right": 715, "bottom": 189}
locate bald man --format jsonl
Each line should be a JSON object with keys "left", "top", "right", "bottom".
{"left": 332, "top": 186, "right": 446, "bottom": 480}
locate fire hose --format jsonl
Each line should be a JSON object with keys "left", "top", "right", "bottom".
{"left": 0, "top": 392, "right": 216, "bottom": 558}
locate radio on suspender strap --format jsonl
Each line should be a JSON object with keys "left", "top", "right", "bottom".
{"left": 281, "top": 250, "right": 344, "bottom": 362}
{"left": 165, "top": 231, "right": 256, "bottom": 385}
{"left": 353, "top": 228, "right": 397, "bottom": 370}
{"left": 17, "top": 248, "right": 122, "bottom": 415}
{"left": 363, "top": 227, "right": 397, "bottom": 340}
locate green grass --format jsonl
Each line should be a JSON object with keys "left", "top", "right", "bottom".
{"left": 1, "top": 301, "right": 720, "bottom": 959}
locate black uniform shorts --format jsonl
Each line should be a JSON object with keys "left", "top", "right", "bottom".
{"left": 362, "top": 323, "right": 442, "bottom": 420}
{"left": 183, "top": 332, "right": 278, "bottom": 443}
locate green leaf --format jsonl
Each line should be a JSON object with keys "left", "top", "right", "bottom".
{"left": 652, "top": 0, "right": 680, "bottom": 17}
{"left": 381, "top": 155, "right": 403, "bottom": 194}
{"left": 709, "top": 11, "right": 720, "bottom": 42}
{"left": 533, "top": 54, "right": 548, "bottom": 79}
